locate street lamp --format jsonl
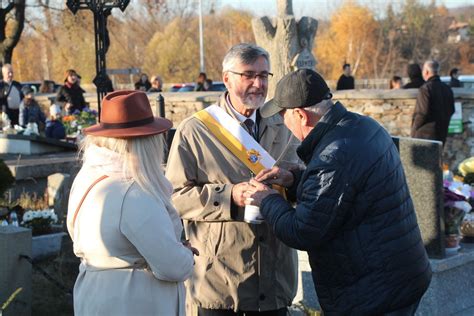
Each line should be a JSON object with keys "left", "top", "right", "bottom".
{"left": 66, "top": 0, "right": 129, "bottom": 119}
{"left": 198, "top": 0, "right": 205, "bottom": 73}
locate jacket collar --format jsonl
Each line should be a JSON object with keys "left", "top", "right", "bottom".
{"left": 426, "top": 75, "right": 441, "bottom": 83}
{"left": 297, "top": 101, "right": 347, "bottom": 164}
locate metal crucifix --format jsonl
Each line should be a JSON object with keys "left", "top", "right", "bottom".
{"left": 66, "top": 0, "right": 129, "bottom": 119}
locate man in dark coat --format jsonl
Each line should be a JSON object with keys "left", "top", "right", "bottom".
{"left": 449, "top": 68, "right": 462, "bottom": 88}
{"left": 245, "top": 69, "right": 432, "bottom": 315}
{"left": 336, "top": 63, "right": 354, "bottom": 90}
{"left": 0, "top": 63, "right": 24, "bottom": 126}
{"left": 403, "top": 63, "right": 425, "bottom": 89}
{"left": 411, "top": 60, "right": 455, "bottom": 144}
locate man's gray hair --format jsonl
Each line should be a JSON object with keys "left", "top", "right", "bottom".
{"left": 222, "top": 43, "right": 270, "bottom": 73}
{"left": 423, "top": 60, "right": 440, "bottom": 75}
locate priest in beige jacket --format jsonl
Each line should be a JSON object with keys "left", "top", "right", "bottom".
{"left": 166, "top": 43, "right": 299, "bottom": 315}
{"left": 67, "top": 91, "right": 197, "bottom": 316}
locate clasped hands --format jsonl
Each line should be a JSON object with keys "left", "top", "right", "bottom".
{"left": 231, "top": 166, "right": 294, "bottom": 208}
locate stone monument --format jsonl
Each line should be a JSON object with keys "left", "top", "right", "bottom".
{"left": 252, "top": 0, "right": 318, "bottom": 99}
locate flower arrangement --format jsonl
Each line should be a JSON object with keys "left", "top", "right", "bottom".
{"left": 443, "top": 161, "right": 474, "bottom": 249}
{"left": 21, "top": 209, "right": 58, "bottom": 236}
{"left": 62, "top": 108, "right": 98, "bottom": 136}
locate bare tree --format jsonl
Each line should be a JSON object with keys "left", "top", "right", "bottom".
{"left": 0, "top": 0, "right": 25, "bottom": 65}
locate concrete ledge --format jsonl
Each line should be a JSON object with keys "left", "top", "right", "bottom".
{"left": 417, "top": 242, "right": 474, "bottom": 315}
{"left": 294, "top": 243, "right": 474, "bottom": 315}
{"left": 2, "top": 152, "right": 79, "bottom": 180}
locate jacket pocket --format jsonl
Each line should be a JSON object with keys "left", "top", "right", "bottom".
{"left": 343, "top": 230, "right": 369, "bottom": 279}
{"left": 207, "top": 222, "right": 224, "bottom": 256}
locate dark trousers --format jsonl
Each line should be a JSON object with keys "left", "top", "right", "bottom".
{"left": 6, "top": 107, "right": 19, "bottom": 126}
{"left": 383, "top": 299, "right": 421, "bottom": 316}
{"left": 198, "top": 307, "right": 288, "bottom": 316}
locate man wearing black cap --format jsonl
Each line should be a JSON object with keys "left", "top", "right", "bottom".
{"left": 245, "top": 69, "right": 432, "bottom": 315}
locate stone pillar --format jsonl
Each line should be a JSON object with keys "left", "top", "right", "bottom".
{"left": 252, "top": 0, "right": 318, "bottom": 99}
{"left": 47, "top": 173, "right": 71, "bottom": 227}
{"left": 0, "top": 226, "right": 31, "bottom": 316}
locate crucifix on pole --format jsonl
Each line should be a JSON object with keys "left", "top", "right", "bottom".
{"left": 66, "top": 0, "right": 129, "bottom": 120}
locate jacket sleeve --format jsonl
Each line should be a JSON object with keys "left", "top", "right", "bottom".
{"left": 119, "top": 184, "right": 194, "bottom": 282}
{"left": 260, "top": 162, "right": 353, "bottom": 250}
{"left": 165, "top": 124, "right": 234, "bottom": 222}
{"left": 19, "top": 102, "right": 26, "bottom": 126}
{"left": 55, "top": 87, "right": 68, "bottom": 104}
{"left": 411, "top": 86, "right": 430, "bottom": 137}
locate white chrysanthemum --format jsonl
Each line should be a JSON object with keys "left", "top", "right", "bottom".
{"left": 32, "top": 211, "right": 41, "bottom": 218}
{"left": 22, "top": 211, "right": 33, "bottom": 222}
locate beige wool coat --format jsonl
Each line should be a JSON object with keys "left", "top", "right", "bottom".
{"left": 67, "top": 145, "right": 194, "bottom": 316}
{"left": 166, "top": 93, "right": 300, "bottom": 312}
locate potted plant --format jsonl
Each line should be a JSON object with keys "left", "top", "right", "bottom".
{"left": 444, "top": 184, "right": 472, "bottom": 252}
{"left": 15, "top": 192, "right": 65, "bottom": 259}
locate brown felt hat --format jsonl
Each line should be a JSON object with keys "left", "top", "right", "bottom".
{"left": 83, "top": 90, "right": 172, "bottom": 138}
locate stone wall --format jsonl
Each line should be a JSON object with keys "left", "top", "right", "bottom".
{"left": 36, "top": 88, "right": 474, "bottom": 169}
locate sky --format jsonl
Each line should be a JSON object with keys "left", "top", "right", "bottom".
{"left": 219, "top": 0, "right": 473, "bottom": 19}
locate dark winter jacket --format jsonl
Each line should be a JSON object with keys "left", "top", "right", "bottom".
{"left": 403, "top": 64, "right": 425, "bottom": 89}
{"left": 45, "top": 119, "right": 66, "bottom": 140}
{"left": 55, "top": 83, "right": 87, "bottom": 114}
{"left": 411, "top": 75, "right": 455, "bottom": 144}
{"left": 19, "top": 99, "right": 46, "bottom": 127}
{"left": 0, "top": 80, "right": 24, "bottom": 125}
{"left": 261, "top": 102, "right": 432, "bottom": 315}
{"left": 449, "top": 77, "right": 462, "bottom": 88}
{"left": 336, "top": 75, "right": 354, "bottom": 90}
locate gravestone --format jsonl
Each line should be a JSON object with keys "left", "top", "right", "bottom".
{"left": 47, "top": 173, "right": 71, "bottom": 226}
{"left": 0, "top": 226, "right": 31, "bottom": 316}
{"left": 252, "top": 0, "right": 318, "bottom": 99}
{"left": 392, "top": 137, "right": 445, "bottom": 258}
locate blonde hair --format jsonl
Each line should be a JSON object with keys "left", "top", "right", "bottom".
{"left": 80, "top": 134, "right": 173, "bottom": 210}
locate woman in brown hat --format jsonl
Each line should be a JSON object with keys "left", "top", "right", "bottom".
{"left": 67, "top": 90, "right": 197, "bottom": 316}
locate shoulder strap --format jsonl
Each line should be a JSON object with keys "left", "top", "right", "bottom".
{"left": 72, "top": 175, "right": 109, "bottom": 229}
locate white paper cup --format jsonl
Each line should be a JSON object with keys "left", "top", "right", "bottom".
{"left": 244, "top": 204, "right": 264, "bottom": 224}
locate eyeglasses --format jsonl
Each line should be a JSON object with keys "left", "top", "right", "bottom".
{"left": 227, "top": 70, "right": 273, "bottom": 81}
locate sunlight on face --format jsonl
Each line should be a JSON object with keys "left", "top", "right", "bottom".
{"left": 225, "top": 56, "right": 269, "bottom": 111}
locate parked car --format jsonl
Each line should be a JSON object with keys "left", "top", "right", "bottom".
{"left": 440, "top": 75, "right": 474, "bottom": 89}
{"left": 169, "top": 82, "right": 227, "bottom": 92}
{"left": 21, "top": 81, "right": 61, "bottom": 94}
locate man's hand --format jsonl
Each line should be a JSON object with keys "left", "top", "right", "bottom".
{"left": 232, "top": 182, "right": 251, "bottom": 207}
{"left": 255, "top": 167, "right": 294, "bottom": 188}
{"left": 244, "top": 179, "right": 279, "bottom": 207}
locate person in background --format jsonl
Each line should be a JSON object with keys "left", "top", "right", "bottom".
{"left": 39, "top": 80, "right": 56, "bottom": 94}
{"left": 55, "top": 69, "right": 87, "bottom": 114}
{"left": 336, "top": 63, "right": 355, "bottom": 90}
{"left": 67, "top": 90, "right": 197, "bottom": 315}
{"left": 104, "top": 74, "right": 115, "bottom": 93}
{"left": 0, "top": 63, "right": 24, "bottom": 126}
{"left": 19, "top": 86, "right": 46, "bottom": 130}
{"left": 134, "top": 73, "right": 151, "bottom": 92}
{"left": 194, "top": 72, "right": 207, "bottom": 91}
{"left": 411, "top": 60, "right": 455, "bottom": 144}
{"left": 245, "top": 68, "right": 432, "bottom": 315}
{"left": 166, "top": 43, "right": 299, "bottom": 316}
{"left": 389, "top": 76, "right": 403, "bottom": 89}
{"left": 45, "top": 104, "right": 66, "bottom": 140}
{"left": 449, "top": 68, "right": 462, "bottom": 88}
{"left": 148, "top": 75, "right": 163, "bottom": 92}
{"left": 403, "top": 63, "right": 425, "bottom": 89}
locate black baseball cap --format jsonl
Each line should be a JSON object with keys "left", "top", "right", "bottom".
{"left": 260, "top": 69, "right": 332, "bottom": 118}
